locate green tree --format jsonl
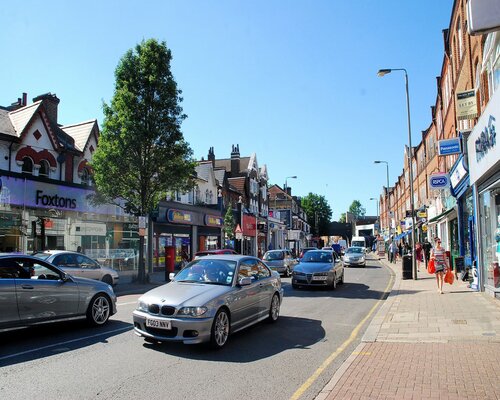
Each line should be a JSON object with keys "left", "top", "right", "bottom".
{"left": 300, "top": 193, "right": 332, "bottom": 236}
{"left": 91, "top": 38, "right": 196, "bottom": 282}
{"left": 339, "top": 213, "right": 346, "bottom": 223}
{"left": 223, "top": 204, "right": 235, "bottom": 240}
{"left": 347, "top": 200, "right": 366, "bottom": 220}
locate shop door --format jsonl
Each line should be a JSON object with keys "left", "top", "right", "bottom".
{"left": 449, "top": 218, "right": 459, "bottom": 268}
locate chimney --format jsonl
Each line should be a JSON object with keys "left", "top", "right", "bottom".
{"left": 286, "top": 187, "right": 292, "bottom": 196}
{"left": 207, "top": 146, "right": 215, "bottom": 167}
{"left": 33, "top": 93, "right": 60, "bottom": 123}
{"left": 22, "top": 93, "right": 27, "bottom": 106}
{"left": 230, "top": 144, "right": 240, "bottom": 176}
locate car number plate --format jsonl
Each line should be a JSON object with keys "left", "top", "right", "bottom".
{"left": 146, "top": 317, "right": 171, "bottom": 330}
{"left": 312, "top": 276, "right": 326, "bottom": 280}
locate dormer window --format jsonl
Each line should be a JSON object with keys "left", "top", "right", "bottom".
{"left": 81, "top": 168, "right": 91, "bottom": 186}
{"left": 22, "top": 157, "right": 34, "bottom": 175}
{"left": 39, "top": 160, "right": 50, "bottom": 178}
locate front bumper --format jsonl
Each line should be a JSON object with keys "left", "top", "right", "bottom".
{"left": 292, "top": 275, "right": 332, "bottom": 287}
{"left": 344, "top": 259, "right": 365, "bottom": 266}
{"left": 132, "top": 310, "right": 213, "bottom": 344}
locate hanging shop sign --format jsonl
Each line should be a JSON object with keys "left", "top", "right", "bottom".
{"left": 456, "top": 89, "right": 478, "bottom": 120}
{"left": 438, "top": 138, "right": 462, "bottom": 156}
{"left": 167, "top": 209, "right": 194, "bottom": 224}
{"left": 242, "top": 214, "right": 257, "bottom": 236}
{"left": 429, "top": 173, "right": 450, "bottom": 189}
{"left": 468, "top": 90, "right": 499, "bottom": 185}
{"left": 205, "top": 214, "right": 223, "bottom": 227}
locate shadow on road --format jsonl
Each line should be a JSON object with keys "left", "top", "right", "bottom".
{"left": 0, "top": 319, "right": 132, "bottom": 367}
{"left": 142, "top": 315, "right": 325, "bottom": 362}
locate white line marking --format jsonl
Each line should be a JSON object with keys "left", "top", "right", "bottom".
{"left": 0, "top": 326, "right": 132, "bottom": 362}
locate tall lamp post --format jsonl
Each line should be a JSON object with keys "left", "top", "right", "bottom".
{"left": 284, "top": 175, "right": 297, "bottom": 253}
{"left": 377, "top": 68, "right": 417, "bottom": 280}
{"left": 284, "top": 175, "right": 297, "bottom": 192}
{"left": 374, "top": 160, "right": 390, "bottom": 235}
{"left": 369, "top": 197, "right": 379, "bottom": 225}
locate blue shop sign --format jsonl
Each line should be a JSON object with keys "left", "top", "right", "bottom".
{"left": 438, "top": 138, "right": 462, "bottom": 156}
{"left": 450, "top": 155, "right": 470, "bottom": 198}
{"left": 429, "top": 173, "right": 450, "bottom": 189}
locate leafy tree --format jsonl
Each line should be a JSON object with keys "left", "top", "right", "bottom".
{"left": 223, "top": 204, "right": 235, "bottom": 240}
{"left": 300, "top": 193, "right": 332, "bottom": 236}
{"left": 91, "top": 38, "right": 196, "bottom": 282}
{"left": 347, "top": 200, "right": 366, "bottom": 220}
{"left": 339, "top": 213, "right": 346, "bottom": 223}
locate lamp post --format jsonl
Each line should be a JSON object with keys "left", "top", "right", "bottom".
{"left": 284, "top": 176, "right": 297, "bottom": 193}
{"left": 284, "top": 175, "right": 297, "bottom": 252}
{"left": 377, "top": 68, "right": 417, "bottom": 280}
{"left": 374, "top": 160, "right": 390, "bottom": 235}
{"left": 369, "top": 197, "right": 379, "bottom": 223}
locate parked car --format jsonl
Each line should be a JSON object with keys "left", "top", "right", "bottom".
{"left": 292, "top": 250, "right": 344, "bottom": 289}
{"left": 32, "top": 250, "right": 119, "bottom": 286}
{"left": 0, "top": 255, "right": 117, "bottom": 331}
{"left": 299, "top": 247, "right": 318, "bottom": 258}
{"left": 132, "top": 255, "right": 283, "bottom": 349}
{"left": 194, "top": 249, "right": 238, "bottom": 259}
{"left": 262, "top": 249, "right": 297, "bottom": 277}
{"left": 343, "top": 247, "right": 366, "bottom": 267}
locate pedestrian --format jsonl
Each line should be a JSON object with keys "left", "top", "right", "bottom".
{"left": 389, "top": 240, "right": 398, "bottom": 263}
{"left": 423, "top": 238, "right": 432, "bottom": 267}
{"left": 415, "top": 242, "right": 423, "bottom": 272}
{"left": 398, "top": 242, "right": 403, "bottom": 260}
{"left": 430, "top": 237, "right": 449, "bottom": 294}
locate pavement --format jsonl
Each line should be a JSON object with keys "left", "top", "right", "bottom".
{"left": 316, "top": 255, "right": 500, "bottom": 400}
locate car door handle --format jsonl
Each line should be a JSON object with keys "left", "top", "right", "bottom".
{"left": 22, "top": 285, "right": 34, "bottom": 290}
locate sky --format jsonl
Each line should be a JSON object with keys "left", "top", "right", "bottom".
{"left": 1, "top": 0, "right": 454, "bottom": 220}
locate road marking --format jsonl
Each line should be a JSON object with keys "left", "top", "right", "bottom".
{"left": 289, "top": 267, "right": 394, "bottom": 400}
{"left": 0, "top": 326, "right": 132, "bottom": 362}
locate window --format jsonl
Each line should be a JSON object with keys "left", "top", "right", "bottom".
{"left": 39, "top": 160, "right": 50, "bottom": 178}
{"left": 81, "top": 168, "right": 90, "bottom": 185}
{"left": 22, "top": 157, "right": 33, "bottom": 175}
{"left": 205, "top": 189, "right": 209, "bottom": 204}
{"left": 457, "top": 18, "right": 463, "bottom": 60}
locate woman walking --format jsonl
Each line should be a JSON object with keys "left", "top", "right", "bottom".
{"left": 430, "top": 237, "right": 449, "bottom": 294}
{"left": 415, "top": 242, "right": 423, "bottom": 272}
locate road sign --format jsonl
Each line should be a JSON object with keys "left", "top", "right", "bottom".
{"left": 235, "top": 224, "right": 243, "bottom": 240}
{"left": 429, "top": 173, "right": 450, "bottom": 189}
{"left": 138, "top": 216, "right": 147, "bottom": 229}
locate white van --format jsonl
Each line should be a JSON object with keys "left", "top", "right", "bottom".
{"left": 351, "top": 236, "right": 366, "bottom": 249}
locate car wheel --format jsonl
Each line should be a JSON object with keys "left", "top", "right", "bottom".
{"left": 102, "top": 275, "right": 113, "bottom": 285}
{"left": 86, "top": 294, "right": 111, "bottom": 326}
{"left": 267, "top": 294, "right": 280, "bottom": 323}
{"left": 210, "top": 309, "right": 230, "bottom": 349}
{"left": 339, "top": 270, "right": 344, "bottom": 284}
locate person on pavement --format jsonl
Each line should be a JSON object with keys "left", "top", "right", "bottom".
{"left": 430, "top": 237, "right": 449, "bottom": 294}
{"left": 415, "top": 242, "right": 423, "bottom": 272}
{"left": 389, "top": 240, "right": 398, "bottom": 263}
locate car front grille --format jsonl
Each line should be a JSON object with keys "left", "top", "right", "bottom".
{"left": 149, "top": 304, "right": 160, "bottom": 314}
{"left": 161, "top": 306, "right": 176, "bottom": 316}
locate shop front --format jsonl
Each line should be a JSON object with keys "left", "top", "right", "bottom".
{"left": 467, "top": 90, "right": 500, "bottom": 296}
{"left": 154, "top": 201, "right": 223, "bottom": 270}
{"left": 241, "top": 213, "right": 257, "bottom": 256}
{"left": 0, "top": 174, "right": 139, "bottom": 273}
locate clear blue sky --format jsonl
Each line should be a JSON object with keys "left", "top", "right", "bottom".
{"left": 1, "top": 0, "right": 454, "bottom": 219}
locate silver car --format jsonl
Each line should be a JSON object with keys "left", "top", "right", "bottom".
{"left": 343, "top": 247, "right": 366, "bottom": 267}
{"left": 292, "top": 250, "right": 344, "bottom": 289}
{"left": 133, "top": 255, "right": 283, "bottom": 349}
{"left": 33, "top": 250, "right": 119, "bottom": 286}
{"left": 262, "top": 249, "right": 297, "bottom": 277}
{"left": 0, "top": 255, "right": 117, "bottom": 331}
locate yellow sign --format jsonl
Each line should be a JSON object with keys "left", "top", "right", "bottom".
{"left": 422, "top": 225, "right": 428, "bottom": 232}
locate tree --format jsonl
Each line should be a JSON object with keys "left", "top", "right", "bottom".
{"left": 91, "top": 38, "right": 196, "bottom": 282}
{"left": 347, "top": 200, "right": 366, "bottom": 220}
{"left": 300, "top": 193, "right": 332, "bottom": 236}
{"left": 223, "top": 204, "right": 235, "bottom": 241}
{"left": 339, "top": 213, "right": 346, "bottom": 223}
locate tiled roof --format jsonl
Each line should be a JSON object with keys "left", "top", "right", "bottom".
{"left": 0, "top": 109, "right": 16, "bottom": 137}
{"left": 195, "top": 161, "right": 212, "bottom": 182}
{"left": 214, "top": 169, "right": 225, "bottom": 186}
{"left": 214, "top": 157, "right": 251, "bottom": 173}
{"left": 228, "top": 177, "right": 245, "bottom": 193}
{"left": 62, "top": 120, "right": 97, "bottom": 152}
{"left": 8, "top": 101, "right": 42, "bottom": 136}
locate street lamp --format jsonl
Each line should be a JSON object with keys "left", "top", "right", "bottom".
{"left": 377, "top": 68, "right": 417, "bottom": 280}
{"left": 284, "top": 176, "right": 297, "bottom": 193}
{"left": 374, "top": 160, "right": 390, "bottom": 235}
{"left": 369, "top": 197, "right": 379, "bottom": 222}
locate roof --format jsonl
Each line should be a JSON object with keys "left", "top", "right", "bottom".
{"left": 8, "top": 101, "right": 42, "bottom": 137}
{"left": 214, "top": 169, "right": 225, "bottom": 186}
{"left": 62, "top": 120, "right": 97, "bottom": 152}
{"left": 214, "top": 157, "right": 251, "bottom": 173}
{"left": 0, "top": 109, "right": 16, "bottom": 137}
{"left": 228, "top": 177, "right": 245, "bottom": 193}
{"left": 195, "top": 161, "right": 213, "bottom": 182}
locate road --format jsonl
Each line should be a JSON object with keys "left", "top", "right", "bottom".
{"left": 0, "top": 255, "right": 392, "bottom": 400}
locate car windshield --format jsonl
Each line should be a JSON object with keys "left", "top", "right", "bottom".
{"left": 347, "top": 247, "right": 364, "bottom": 254}
{"left": 263, "top": 251, "right": 284, "bottom": 261}
{"left": 31, "top": 252, "right": 50, "bottom": 260}
{"left": 301, "top": 251, "right": 333, "bottom": 263}
{"left": 174, "top": 259, "right": 237, "bottom": 285}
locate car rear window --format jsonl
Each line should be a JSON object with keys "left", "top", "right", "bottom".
{"left": 32, "top": 253, "right": 50, "bottom": 260}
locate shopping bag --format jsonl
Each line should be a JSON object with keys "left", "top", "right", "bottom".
{"left": 444, "top": 269, "right": 454, "bottom": 284}
{"left": 428, "top": 259, "right": 435, "bottom": 274}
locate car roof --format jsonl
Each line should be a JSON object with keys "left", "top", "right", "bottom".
{"left": 192, "top": 254, "right": 257, "bottom": 261}
{"left": 34, "top": 250, "right": 80, "bottom": 255}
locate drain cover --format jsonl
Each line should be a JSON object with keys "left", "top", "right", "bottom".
{"left": 452, "top": 320, "right": 467, "bottom": 325}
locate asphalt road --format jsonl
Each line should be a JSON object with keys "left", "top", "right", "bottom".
{"left": 0, "top": 255, "right": 392, "bottom": 400}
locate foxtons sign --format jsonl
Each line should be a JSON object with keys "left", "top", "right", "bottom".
{"left": 36, "top": 190, "right": 77, "bottom": 209}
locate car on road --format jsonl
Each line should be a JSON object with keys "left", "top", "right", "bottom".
{"left": 132, "top": 255, "right": 283, "bottom": 349}
{"left": 32, "top": 250, "right": 119, "bottom": 286}
{"left": 262, "top": 249, "right": 297, "bottom": 277}
{"left": 299, "top": 247, "right": 318, "bottom": 258}
{"left": 343, "top": 247, "right": 366, "bottom": 267}
{"left": 292, "top": 250, "right": 344, "bottom": 289}
{"left": 0, "top": 255, "right": 117, "bottom": 332}
{"left": 193, "top": 249, "right": 238, "bottom": 259}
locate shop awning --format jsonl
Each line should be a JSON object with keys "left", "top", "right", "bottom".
{"left": 427, "top": 207, "right": 454, "bottom": 224}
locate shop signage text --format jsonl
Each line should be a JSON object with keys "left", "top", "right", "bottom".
{"left": 429, "top": 173, "right": 450, "bottom": 189}
{"left": 36, "top": 190, "right": 77, "bottom": 209}
{"left": 438, "top": 138, "right": 462, "bottom": 156}
{"left": 205, "top": 215, "right": 223, "bottom": 227}
{"left": 450, "top": 156, "right": 468, "bottom": 190}
{"left": 456, "top": 89, "right": 478, "bottom": 120}
{"left": 167, "top": 209, "right": 193, "bottom": 224}
{"left": 474, "top": 115, "right": 496, "bottom": 162}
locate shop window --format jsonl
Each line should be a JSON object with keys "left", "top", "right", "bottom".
{"left": 21, "top": 157, "right": 34, "bottom": 175}
{"left": 39, "top": 160, "right": 50, "bottom": 178}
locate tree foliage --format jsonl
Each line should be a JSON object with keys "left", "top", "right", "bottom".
{"left": 348, "top": 200, "right": 366, "bottom": 220}
{"left": 223, "top": 204, "right": 235, "bottom": 240}
{"left": 300, "top": 193, "right": 332, "bottom": 236}
{"left": 91, "top": 38, "right": 196, "bottom": 216}
{"left": 339, "top": 213, "right": 346, "bottom": 223}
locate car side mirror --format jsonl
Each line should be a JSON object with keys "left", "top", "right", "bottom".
{"left": 238, "top": 277, "right": 253, "bottom": 286}
{"left": 169, "top": 272, "right": 176, "bottom": 280}
{"left": 61, "top": 273, "right": 71, "bottom": 282}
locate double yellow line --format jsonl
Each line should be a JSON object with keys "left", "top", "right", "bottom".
{"left": 290, "top": 267, "right": 394, "bottom": 400}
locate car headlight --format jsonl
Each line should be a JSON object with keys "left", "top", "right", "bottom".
{"left": 177, "top": 306, "right": 208, "bottom": 317}
{"left": 137, "top": 300, "right": 148, "bottom": 312}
